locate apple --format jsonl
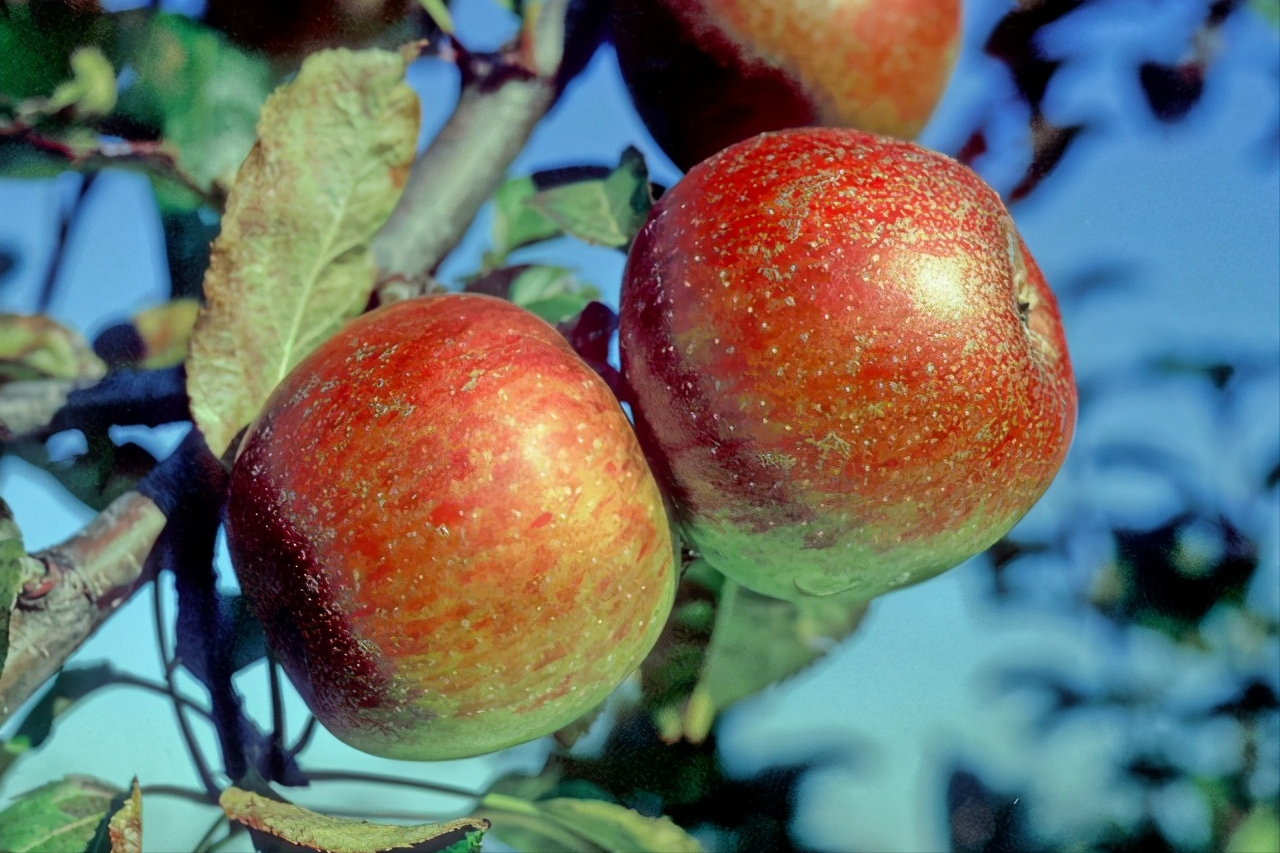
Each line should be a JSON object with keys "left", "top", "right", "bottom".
{"left": 612, "top": 0, "right": 961, "bottom": 171}
{"left": 224, "top": 294, "right": 677, "bottom": 760}
{"left": 619, "top": 128, "right": 1076, "bottom": 603}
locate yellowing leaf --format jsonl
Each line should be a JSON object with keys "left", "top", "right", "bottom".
{"left": 132, "top": 298, "right": 200, "bottom": 369}
{"left": 186, "top": 48, "right": 420, "bottom": 457}
{"left": 0, "top": 313, "right": 107, "bottom": 383}
{"left": 219, "top": 787, "right": 489, "bottom": 853}
{"left": 107, "top": 779, "right": 142, "bottom": 853}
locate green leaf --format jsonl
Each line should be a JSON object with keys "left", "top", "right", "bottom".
{"left": 0, "top": 775, "right": 121, "bottom": 853}
{"left": 1251, "top": 0, "right": 1279, "bottom": 29}
{"left": 528, "top": 147, "right": 652, "bottom": 249}
{"left": 186, "top": 47, "right": 420, "bottom": 458}
{"left": 0, "top": 3, "right": 113, "bottom": 102}
{"left": 0, "top": 664, "right": 141, "bottom": 781}
{"left": 1226, "top": 803, "right": 1280, "bottom": 853}
{"left": 219, "top": 787, "right": 489, "bottom": 853}
{"left": 488, "top": 176, "right": 565, "bottom": 265}
{"left": 0, "top": 498, "right": 27, "bottom": 682}
{"left": 643, "top": 565, "right": 867, "bottom": 743}
{"left": 480, "top": 793, "right": 703, "bottom": 853}
{"left": 116, "top": 13, "right": 274, "bottom": 195}
{"left": 506, "top": 266, "right": 601, "bottom": 325}
{"left": 42, "top": 46, "right": 117, "bottom": 118}
{"left": 0, "top": 314, "right": 108, "bottom": 383}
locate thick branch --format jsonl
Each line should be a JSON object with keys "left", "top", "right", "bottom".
{"left": 371, "top": 0, "right": 578, "bottom": 300}
{"left": 373, "top": 74, "right": 556, "bottom": 299}
{"left": 0, "top": 490, "right": 165, "bottom": 723}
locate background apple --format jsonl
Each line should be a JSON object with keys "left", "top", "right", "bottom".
{"left": 611, "top": 0, "right": 961, "bottom": 170}
{"left": 225, "top": 293, "right": 677, "bottom": 760}
{"left": 619, "top": 127, "right": 1076, "bottom": 603}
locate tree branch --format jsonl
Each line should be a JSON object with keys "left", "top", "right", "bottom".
{"left": 0, "top": 490, "right": 165, "bottom": 723}
{"left": 371, "top": 0, "right": 579, "bottom": 301}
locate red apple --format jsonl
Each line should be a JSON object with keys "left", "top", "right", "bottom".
{"left": 612, "top": 0, "right": 961, "bottom": 171}
{"left": 224, "top": 294, "right": 677, "bottom": 760}
{"left": 619, "top": 128, "right": 1076, "bottom": 603}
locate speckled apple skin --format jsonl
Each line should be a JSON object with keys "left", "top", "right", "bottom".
{"left": 225, "top": 294, "right": 676, "bottom": 760}
{"left": 613, "top": 0, "right": 960, "bottom": 170}
{"left": 619, "top": 129, "right": 1076, "bottom": 603}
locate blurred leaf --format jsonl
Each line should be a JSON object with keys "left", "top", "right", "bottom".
{"left": 132, "top": 298, "right": 201, "bottom": 369}
{"left": 480, "top": 793, "right": 703, "bottom": 853}
{"left": 0, "top": 775, "right": 121, "bottom": 853}
{"left": 507, "top": 265, "right": 601, "bottom": 325}
{"left": 117, "top": 13, "right": 273, "bottom": 195}
{"left": 0, "top": 498, "right": 27, "bottom": 681}
{"left": 1226, "top": 803, "right": 1280, "bottom": 853}
{"left": 488, "top": 177, "right": 565, "bottom": 265}
{"left": 162, "top": 209, "right": 221, "bottom": 299}
{"left": 186, "top": 47, "right": 419, "bottom": 457}
{"left": 8, "top": 437, "right": 155, "bottom": 512}
{"left": 1251, "top": 0, "right": 1279, "bottom": 29}
{"left": 220, "top": 786, "right": 489, "bottom": 852}
{"left": 416, "top": 0, "right": 456, "bottom": 34}
{"left": 40, "top": 46, "right": 117, "bottom": 118}
{"left": 528, "top": 147, "right": 651, "bottom": 249}
{"left": 0, "top": 313, "right": 108, "bottom": 382}
{"left": 0, "top": 3, "right": 114, "bottom": 101}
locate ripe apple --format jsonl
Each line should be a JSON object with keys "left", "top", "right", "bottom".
{"left": 619, "top": 128, "right": 1076, "bottom": 603}
{"left": 224, "top": 294, "right": 677, "bottom": 760}
{"left": 612, "top": 0, "right": 961, "bottom": 171}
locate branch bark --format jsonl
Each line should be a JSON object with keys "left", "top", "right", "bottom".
{"left": 0, "top": 491, "right": 165, "bottom": 723}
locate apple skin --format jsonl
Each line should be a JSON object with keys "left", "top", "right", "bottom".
{"left": 224, "top": 294, "right": 677, "bottom": 760}
{"left": 619, "top": 128, "right": 1076, "bottom": 603}
{"left": 612, "top": 0, "right": 961, "bottom": 171}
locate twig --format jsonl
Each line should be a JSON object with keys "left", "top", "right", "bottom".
{"left": 287, "top": 713, "right": 319, "bottom": 758}
{"left": 37, "top": 173, "right": 98, "bottom": 313}
{"left": 154, "top": 576, "right": 220, "bottom": 800}
{"left": 304, "top": 769, "right": 483, "bottom": 801}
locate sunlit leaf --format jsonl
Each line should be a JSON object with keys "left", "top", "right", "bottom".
{"left": 220, "top": 787, "right": 489, "bottom": 853}
{"left": 528, "top": 147, "right": 651, "bottom": 249}
{"left": 0, "top": 498, "right": 28, "bottom": 682}
{"left": 507, "top": 265, "right": 601, "bottom": 325}
{"left": 0, "top": 3, "right": 112, "bottom": 101}
{"left": 132, "top": 298, "right": 201, "bottom": 369}
{"left": 117, "top": 13, "right": 274, "bottom": 194}
{"left": 0, "top": 775, "right": 120, "bottom": 853}
{"left": 1226, "top": 803, "right": 1280, "bottom": 853}
{"left": 0, "top": 314, "right": 108, "bottom": 383}
{"left": 186, "top": 48, "right": 420, "bottom": 458}
{"left": 40, "top": 46, "right": 117, "bottom": 118}
{"left": 480, "top": 793, "right": 702, "bottom": 853}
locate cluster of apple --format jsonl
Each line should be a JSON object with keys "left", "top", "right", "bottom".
{"left": 224, "top": 0, "right": 1076, "bottom": 761}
